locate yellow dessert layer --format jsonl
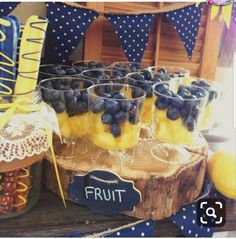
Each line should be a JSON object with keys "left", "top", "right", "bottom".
{"left": 57, "top": 112, "right": 89, "bottom": 138}
{"left": 140, "top": 96, "right": 155, "bottom": 125}
{"left": 153, "top": 109, "right": 199, "bottom": 146}
{"left": 89, "top": 112, "right": 140, "bottom": 150}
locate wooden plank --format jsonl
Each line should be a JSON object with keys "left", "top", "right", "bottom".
{"left": 154, "top": 2, "right": 164, "bottom": 65}
{"left": 199, "top": 6, "right": 224, "bottom": 79}
{"left": 84, "top": 2, "right": 104, "bottom": 61}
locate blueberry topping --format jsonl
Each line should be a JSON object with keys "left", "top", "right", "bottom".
{"left": 114, "top": 112, "right": 127, "bottom": 124}
{"left": 52, "top": 100, "right": 66, "bottom": 113}
{"left": 170, "top": 94, "right": 184, "bottom": 109}
{"left": 77, "top": 101, "right": 88, "bottom": 114}
{"left": 104, "top": 100, "right": 120, "bottom": 114}
{"left": 157, "top": 67, "right": 167, "bottom": 74}
{"left": 91, "top": 99, "right": 104, "bottom": 113}
{"left": 155, "top": 96, "right": 169, "bottom": 110}
{"left": 111, "top": 92, "right": 125, "bottom": 99}
{"left": 141, "top": 70, "right": 153, "bottom": 81}
{"left": 110, "top": 123, "right": 121, "bottom": 137}
{"left": 120, "top": 101, "right": 132, "bottom": 112}
{"left": 101, "top": 113, "right": 113, "bottom": 124}
{"left": 64, "top": 89, "right": 75, "bottom": 102}
{"left": 184, "top": 115, "right": 195, "bottom": 131}
{"left": 81, "top": 91, "right": 89, "bottom": 102}
{"left": 167, "top": 107, "right": 181, "bottom": 120}
{"left": 66, "top": 96, "right": 78, "bottom": 116}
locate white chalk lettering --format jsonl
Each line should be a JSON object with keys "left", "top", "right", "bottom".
{"left": 94, "top": 187, "right": 103, "bottom": 201}
{"left": 85, "top": 186, "right": 94, "bottom": 199}
{"left": 103, "top": 189, "right": 111, "bottom": 201}
{"left": 115, "top": 189, "right": 126, "bottom": 203}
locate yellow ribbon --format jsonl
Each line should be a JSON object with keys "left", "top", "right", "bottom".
{"left": 0, "top": 98, "right": 66, "bottom": 207}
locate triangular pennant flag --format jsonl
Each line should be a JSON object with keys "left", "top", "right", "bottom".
{"left": 46, "top": 2, "right": 98, "bottom": 63}
{"left": 232, "top": 3, "right": 236, "bottom": 25}
{"left": 105, "top": 13, "right": 156, "bottom": 63}
{"left": 164, "top": 4, "right": 203, "bottom": 59}
{"left": 0, "top": 2, "right": 20, "bottom": 17}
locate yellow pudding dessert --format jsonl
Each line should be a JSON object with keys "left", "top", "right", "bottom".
{"left": 152, "top": 82, "right": 208, "bottom": 145}
{"left": 140, "top": 96, "right": 155, "bottom": 125}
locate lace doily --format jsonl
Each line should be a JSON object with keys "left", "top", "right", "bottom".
{"left": 0, "top": 103, "right": 60, "bottom": 163}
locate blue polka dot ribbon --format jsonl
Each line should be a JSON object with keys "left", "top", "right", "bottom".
{"left": 46, "top": 2, "right": 98, "bottom": 64}
{"left": 0, "top": 2, "right": 20, "bottom": 17}
{"left": 105, "top": 13, "right": 156, "bottom": 63}
{"left": 164, "top": 4, "right": 203, "bottom": 59}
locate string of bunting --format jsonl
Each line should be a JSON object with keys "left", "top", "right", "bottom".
{"left": 2, "top": 2, "right": 236, "bottom": 64}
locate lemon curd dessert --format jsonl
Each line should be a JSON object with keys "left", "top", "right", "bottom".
{"left": 88, "top": 84, "right": 146, "bottom": 150}
{"left": 153, "top": 82, "right": 208, "bottom": 145}
{"left": 39, "top": 77, "right": 93, "bottom": 139}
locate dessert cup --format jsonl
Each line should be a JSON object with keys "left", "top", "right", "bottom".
{"left": 110, "top": 61, "right": 148, "bottom": 76}
{"left": 39, "top": 77, "right": 94, "bottom": 158}
{"left": 152, "top": 82, "right": 209, "bottom": 145}
{"left": 39, "top": 64, "right": 80, "bottom": 82}
{"left": 188, "top": 78, "right": 221, "bottom": 131}
{"left": 0, "top": 90, "right": 53, "bottom": 218}
{"left": 88, "top": 83, "right": 146, "bottom": 169}
{"left": 148, "top": 66, "right": 190, "bottom": 84}
{"left": 80, "top": 69, "right": 126, "bottom": 85}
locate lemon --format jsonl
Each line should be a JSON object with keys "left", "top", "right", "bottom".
{"left": 207, "top": 151, "right": 236, "bottom": 199}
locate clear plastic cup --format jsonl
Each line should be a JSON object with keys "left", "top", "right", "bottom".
{"left": 110, "top": 61, "right": 148, "bottom": 76}
{"left": 80, "top": 69, "right": 126, "bottom": 85}
{"left": 148, "top": 66, "right": 190, "bottom": 83}
{"left": 88, "top": 83, "right": 146, "bottom": 150}
{"left": 190, "top": 78, "right": 221, "bottom": 131}
{"left": 152, "top": 82, "right": 209, "bottom": 145}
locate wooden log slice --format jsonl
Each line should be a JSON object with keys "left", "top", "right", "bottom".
{"left": 43, "top": 137, "right": 208, "bottom": 220}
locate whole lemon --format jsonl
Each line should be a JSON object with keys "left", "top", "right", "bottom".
{"left": 207, "top": 151, "right": 236, "bottom": 199}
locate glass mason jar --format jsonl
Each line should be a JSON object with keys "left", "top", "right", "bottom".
{"left": 152, "top": 82, "right": 209, "bottom": 145}
{"left": 110, "top": 61, "right": 148, "bottom": 77}
{"left": 148, "top": 66, "right": 190, "bottom": 84}
{"left": 189, "top": 78, "right": 221, "bottom": 131}
{"left": 0, "top": 90, "right": 51, "bottom": 219}
{"left": 38, "top": 64, "right": 80, "bottom": 82}
{"left": 88, "top": 83, "right": 146, "bottom": 150}
{"left": 80, "top": 69, "right": 126, "bottom": 85}
{"left": 72, "top": 60, "right": 108, "bottom": 74}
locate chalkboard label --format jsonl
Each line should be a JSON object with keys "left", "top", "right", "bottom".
{"left": 69, "top": 170, "right": 141, "bottom": 216}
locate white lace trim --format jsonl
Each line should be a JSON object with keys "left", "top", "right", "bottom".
{"left": 0, "top": 103, "right": 60, "bottom": 163}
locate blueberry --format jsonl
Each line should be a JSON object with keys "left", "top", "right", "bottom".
{"left": 114, "top": 112, "right": 127, "bottom": 124}
{"left": 77, "top": 101, "right": 88, "bottom": 113}
{"left": 65, "top": 67, "right": 77, "bottom": 75}
{"left": 199, "top": 80, "right": 210, "bottom": 88}
{"left": 167, "top": 107, "right": 181, "bottom": 120}
{"left": 88, "top": 61, "right": 97, "bottom": 69}
{"left": 42, "top": 89, "right": 59, "bottom": 102}
{"left": 66, "top": 96, "right": 78, "bottom": 116}
{"left": 128, "top": 79, "right": 137, "bottom": 86}
{"left": 144, "top": 86, "right": 153, "bottom": 98}
{"left": 120, "top": 101, "right": 132, "bottom": 112}
{"left": 184, "top": 115, "right": 195, "bottom": 131}
{"left": 74, "top": 91, "right": 81, "bottom": 100}
{"left": 177, "top": 89, "right": 190, "bottom": 98}
{"left": 101, "top": 113, "right": 113, "bottom": 124}
{"left": 52, "top": 100, "right": 66, "bottom": 113}
{"left": 132, "top": 89, "right": 143, "bottom": 98}
{"left": 81, "top": 91, "right": 88, "bottom": 102}
{"left": 91, "top": 98, "right": 104, "bottom": 113}
{"left": 141, "top": 70, "right": 153, "bottom": 81}
{"left": 70, "top": 80, "right": 80, "bottom": 89}
{"left": 111, "top": 92, "right": 125, "bottom": 99}
{"left": 155, "top": 96, "right": 169, "bottom": 110}
{"left": 104, "top": 100, "right": 120, "bottom": 114}
{"left": 191, "top": 106, "right": 200, "bottom": 119}
{"left": 194, "top": 91, "right": 204, "bottom": 98}
{"left": 152, "top": 75, "right": 162, "bottom": 83}
{"left": 110, "top": 123, "right": 121, "bottom": 137}
{"left": 55, "top": 69, "right": 66, "bottom": 75}
{"left": 64, "top": 89, "right": 75, "bottom": 102}
{"left": 158, "top": 68, "right": 167, "bottom": 74}
{"left": 191, "top": 81, "right": 201, "bottom": 87}
{"left": 170, "top": 94, "right": 184, "bottom": 109}
{"left": 154, "top": 83, "right": 169, "bottom": 94}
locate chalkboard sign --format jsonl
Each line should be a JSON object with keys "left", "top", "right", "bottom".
{"left": 69, "top": 170, "right": 141, "bottom": 215}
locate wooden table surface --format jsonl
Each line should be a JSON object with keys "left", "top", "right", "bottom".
{"left": 0, "top": 187, "right": 235, "bottom": 237}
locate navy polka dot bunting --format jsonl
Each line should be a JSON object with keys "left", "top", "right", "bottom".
{"left": 164, "top": 4, "right": 203, "bottom": 59}
{"left": 0, "top": 2, "right": 20, "bottom": 17}
{"left": 46, "top": 2, "right": 98, "bottom": 63}
{"left": 105, "top": 13, "right": 156, "bottom": 63}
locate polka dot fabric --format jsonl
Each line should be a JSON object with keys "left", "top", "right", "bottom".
{"left": 46, "top": 2, "right": 98, "bottom": 63}
{"left": 105, "top": 220, "right": 155, "bottom": 237}
{"left": 105, "top": 13, "right": 156, "bottom": 63}
{"left": 0, "top": 2, "right": 20, "bottom": 17}
{"left": 164, "top": 4, "right": 203, "bottom": 59}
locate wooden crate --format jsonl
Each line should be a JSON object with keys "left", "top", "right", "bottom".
{"left": 83, "top": 2, "right": 223, "bottom": 80}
